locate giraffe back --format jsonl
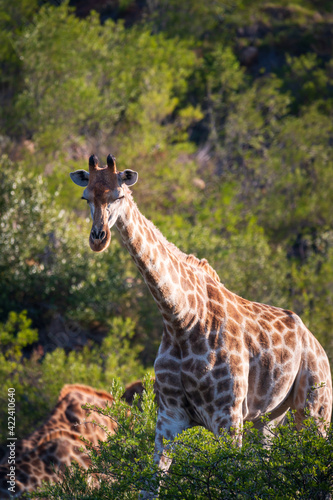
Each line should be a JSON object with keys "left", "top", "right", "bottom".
{"left": 0, "top": 384, "right": 116, "bottom": 497}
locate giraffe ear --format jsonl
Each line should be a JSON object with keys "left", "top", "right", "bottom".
{"left": 119, "top": 169, "right": 138, "bottom": 186}
{"left": 70, "top": 170, "right": 89, "bottom": 187}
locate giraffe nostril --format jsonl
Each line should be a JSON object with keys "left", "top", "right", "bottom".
{"left": 91, "top": 229, "right": 106, "bottom": 241}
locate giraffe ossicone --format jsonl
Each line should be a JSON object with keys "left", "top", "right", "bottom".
{"left": 70, "top": 155, "right": 332, "bottom": 498}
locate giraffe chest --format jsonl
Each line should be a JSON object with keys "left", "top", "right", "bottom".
{"left": 154, "top": 330, "right": 240, "bottom": 428}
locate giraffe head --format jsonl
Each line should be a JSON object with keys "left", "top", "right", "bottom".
{"left": 70, "top": 154, "right": 138, "bottom": 252}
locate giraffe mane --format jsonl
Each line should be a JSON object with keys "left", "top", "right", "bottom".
{"left": 185, "top": 255, "right": 221, "bottom": 283}
{"left": 124, "top": 186, "right": 220, "bottom": 283}
{"left": 58, "top": 384, "right": 114, "bottom": 403}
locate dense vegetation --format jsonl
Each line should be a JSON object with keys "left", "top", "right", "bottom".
{"left": 34, "top": 379, "right": 333, "bottom": 499}
{"left": 0, "top": 0, "right": 333, "bottom": 495}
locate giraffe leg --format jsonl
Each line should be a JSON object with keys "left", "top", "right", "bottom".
{"left": 259, "top": 410, "right": 290, "bottom": 448}
{"left": 291, "top": 361, "right": 332, "bottom": 435}
{"left": 212, "top": 404, "right": 244, "bottom": 446}
{"left": 139, "top": 408, "right": 191, "bottom": 499}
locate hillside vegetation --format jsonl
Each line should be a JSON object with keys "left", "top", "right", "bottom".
{"left": 0, "top": 0, "right": 332, "bottom": 468}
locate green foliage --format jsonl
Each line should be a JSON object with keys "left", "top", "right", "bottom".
{"left": 283, "top": 53, "right": 333, "bottom": 112}
{"left": 0, "top": 0, "right": 39, "bottom": 96}
{"left": 161, "top": 414, "right": 332, "bottom": 499}
{"left": 0, "top": 312, "right": 39, "bottom": 440}
{"left": 32, "top": 385, "right": 333, "bottom": 499}
{"left": 145, "top": 0, "right": 237, "bottom": 39}
{"left": 41, "top": 316, "right": 145, "bottom": 390}
{"left": 13, "top": 1, "right": 197, "bottom": 155}
{"left": 0, "top": 310, "right": 38, "bottom": 362}
{"left": 0, "top": 313, "right": 144, "bottom": 446}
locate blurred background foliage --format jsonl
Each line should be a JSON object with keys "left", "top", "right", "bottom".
{"left": 0, "top": 0, "right": 333, "bottom": 454}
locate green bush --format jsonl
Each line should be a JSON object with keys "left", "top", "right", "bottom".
{"left": 0, "top": 312, "right": 145, "bottom": 448}
{"left": 13, "top": 1, "right": 197, "bottom": 153}
{"left": 32, "top": 378, "right": 332, "bottom": 499}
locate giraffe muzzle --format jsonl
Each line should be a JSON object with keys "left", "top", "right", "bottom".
{"left": 91, "top": 229, "right": 106, "bottom": 240}
{"left": 89, "top": 227, "right": 111, "bottom": 252}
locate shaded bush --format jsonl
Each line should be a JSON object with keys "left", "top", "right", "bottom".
{"left": 32, "top": 379, "right": 332, "bottom": 499}
{"left": 0, "top": 312, "right": 145, "bottom": 451}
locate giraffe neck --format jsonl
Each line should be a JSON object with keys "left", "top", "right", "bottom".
{"left": 116, "top": 196, "right": 206, "bottom": 330}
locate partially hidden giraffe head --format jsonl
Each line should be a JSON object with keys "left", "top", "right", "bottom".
{"left": 70, "top": 154, "right": 138, "bottom": 252}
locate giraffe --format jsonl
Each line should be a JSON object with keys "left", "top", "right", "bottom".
{"left": 0, "top": 384, "right": 117, "bottom": 498}
{"left": 123, "top": 379, "right": 159, "bottom": 408}
{"left": 122, "top": 380, "right": 145, "bottom": 406}
{"left": 0, "top": 381, "right": 145, "bottom": 498}
{"left": 70, "top": 154, "right": 332, "bottom": 497}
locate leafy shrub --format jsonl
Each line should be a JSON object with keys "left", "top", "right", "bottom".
{"left": 0, "top": 312, "right": 145, "bottom": 452}
{"left": 13, "top": 1, "right": 198, "bottom": 154}
{"left": 32, "top": 379, "right": 332, "bottom": 499}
